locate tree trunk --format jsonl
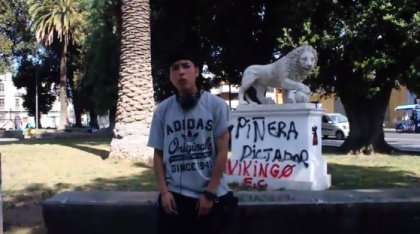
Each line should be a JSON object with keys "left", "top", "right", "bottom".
{"left": 339, "top": 85, "right": 396, "bottom": 154}
{"left": 109, "top": 0, "right": 154, "bottom": 164}
{"left": 72, "top": 90, "right": 83, "bottom": 128}
{"left": 36, "top": 110, "right": 42, "bottom": 129}
{"left": 89, "top": 111, "right": 99, "bottom": 129}
{"left": 68, "top": 70, "right": 82, "bottom": 128}
{"left": 58, "top": 40, "right": 69, "bottom": 130}
{"left": 108, "top": 104, "right": 117, "bottom": 130}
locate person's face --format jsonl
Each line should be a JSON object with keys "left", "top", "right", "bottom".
{"left": 170, "top": 59, "right": 199, "bottom": 95}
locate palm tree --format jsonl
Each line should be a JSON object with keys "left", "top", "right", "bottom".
{"left": 109, "top": 0, "right": 155, "bottom": 163}
{"left": 28, "top": 0, "right": 84, "bottom": 129}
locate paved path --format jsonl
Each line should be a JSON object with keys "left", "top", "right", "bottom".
{"left": 323, "top": 139, "right": 420, "bottom": 153}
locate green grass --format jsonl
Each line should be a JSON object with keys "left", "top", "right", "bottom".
{"left": 326, "top": 154, "right": 420, "bottom": 189}
{"left": 1, "top": 138, "right": 156, "bottom": 196}
{"left": 1, "top": 137, "right": 156, "bottom": 234}
{"left": 1, "top": 137, "right": 420, "bottom": 233}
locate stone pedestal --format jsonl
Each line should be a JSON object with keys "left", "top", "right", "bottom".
{"left": 226, "top": 103, "right": 331, "bottom": 190}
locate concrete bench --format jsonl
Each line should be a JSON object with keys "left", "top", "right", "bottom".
{"left": 42, "top": 189, "right": 420, "bottom": 234}
{"left": 0, "top": 129, "right": 23, "bottom": 139}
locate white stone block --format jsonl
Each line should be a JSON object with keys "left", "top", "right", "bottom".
{"left": 226, "top": 103, "right": 331, "bottom": 190}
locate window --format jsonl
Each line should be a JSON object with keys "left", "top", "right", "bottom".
{"left": 0, "top": 82, "right": 4, "bottom": 92}
{"left": 0, "top": 99, "right": 4, "bottom": 110}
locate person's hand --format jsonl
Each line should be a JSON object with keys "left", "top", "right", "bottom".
{"left": 196, "top": 194, "right": 214, "bottom": 217}
{"left": 161, "top": 192, "right": 178, "bottom": 215}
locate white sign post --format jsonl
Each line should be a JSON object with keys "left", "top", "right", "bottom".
{"left": 226, "top": 103, "right": 331, "bottom": 190}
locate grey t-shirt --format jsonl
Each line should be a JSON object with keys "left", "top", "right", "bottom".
{"left": 147, "top": 92, "right": 230, "bottom": 198}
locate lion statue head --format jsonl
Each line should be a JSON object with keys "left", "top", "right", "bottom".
{"left": 285, "top": 45, "right": 318, "bottom": 82}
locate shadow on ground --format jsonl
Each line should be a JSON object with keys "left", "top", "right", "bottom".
{"left": 0, "top": 134, "right": 112, "bottom": 160}
{"left": 4, "top": 160, "right": 420, "bottom": 233}
{"left": 2, "top": 135, "right": 419, "bottom": 233}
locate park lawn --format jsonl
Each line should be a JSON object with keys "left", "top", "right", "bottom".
{"left": 326, "top": 154, "right": 420, "bottom": 189}
{"left": 0, "top": 137, "right": 156, "bottom": 234}
{"left": 1, "top": 137, "right": 419, "bottom": 233}
{"left": 1, "top": 138, "right": 156, "bottom": 196}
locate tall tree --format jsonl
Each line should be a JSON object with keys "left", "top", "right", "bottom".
{"left": 277, "top": 0, "right": 419, "bottom": 154}
{"left": 199, "top": 0, "right": 285, "bottom": 86}
{"left": 150, "top": 0, "right": 285, "bottom": 101}
{"left": 28, "top": 0, "right": 85, "bottom": 129}
{"left": 109, "top": 0, "right": 155, "bottom": 163}
{"left": 81, "top": 0, "right": 121, "bottom": 129}
{"left": 0, "top": 36, "right": 12, "bottom": 73}
{"left": 0, "top": 1, "right": 15, "bottom": 73}
{"left": 2, "top": 0, "right": 58, "bottom": 123}
{"left": 14, "top": 51, "right": 59, "bottom": 124}
{"left": 0, "top": 0, "right": 35, "bottom": 73}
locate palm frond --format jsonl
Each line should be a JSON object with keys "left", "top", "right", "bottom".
{"left": 28, "top": 0, "right": 85, "bottom": 46}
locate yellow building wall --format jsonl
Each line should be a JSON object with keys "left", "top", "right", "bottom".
{"left": 275, "top": 87, "right": 410, "bottom": 128}
{"left": 310, "top": 94, "right": 334, "bottom": 113}
{"left": 275, "top": 89, "right": 335, "bottom": 113}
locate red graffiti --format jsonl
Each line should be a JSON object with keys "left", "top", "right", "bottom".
{"left": 244, "top": 177, "right": 267, "bottom": 188}
{"left": 226, "top": 159, "right": 296, "bottom": 179}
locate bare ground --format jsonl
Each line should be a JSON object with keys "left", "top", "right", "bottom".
{"left": 4, "top": 194, "right": 46, "bottom": 234}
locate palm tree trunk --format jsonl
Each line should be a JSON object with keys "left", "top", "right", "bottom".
{"left": 109, "top": 0, "right": 154, "bottom": 164}
{"left": 108, "top": 104, "right": 117, "bottom": 129}
{"left": 58, "top": 40, "right": 69, "bottom": 130}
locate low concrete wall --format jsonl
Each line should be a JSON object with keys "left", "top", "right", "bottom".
{"left": 42, "top": 189, "right": 420, "bottom": 234}
{"left": 0, "top": 129, "right": 23, "bottom": 139}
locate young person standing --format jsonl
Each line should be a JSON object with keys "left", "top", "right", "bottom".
{"left": 147, "top": 51, "right": 234, "bottom": 234}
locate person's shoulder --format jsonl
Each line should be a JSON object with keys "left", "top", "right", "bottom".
{"left": 155, "top": 95, "right": 176, "bottom": 112}
{"left": 203, "top": 91, "right": 227, "bottom": 105}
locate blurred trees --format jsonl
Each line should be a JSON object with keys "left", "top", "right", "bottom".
{"left": 28, "top": 0, "right": 86, "bottom": 129}
{"left": 1, "top": 0, "right": 57, "bottom": 126}
{"left": 1, "top": 0, "right": 418, "bottom": 156}
{"left": 150, "top": 0, "right": 288, "bottom": 101}
{"left": 277, "top": 0, "right": 419, "bottom": 154}
{"left": 81, "top": 0, "right": 121, "bottom": 129}
{"left": 0, "top": 0, "right": 28, "bottom": 73}
{"left": 3, "top": 0, "right": 120, "bottom": 129}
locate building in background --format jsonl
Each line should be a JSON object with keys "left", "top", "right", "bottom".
{"left": 387, "top": 86, "right": 417, "bottom": 127}
{"left": 0, "top": 72, "right": 28, "bottom": 129}
{"left": 211, "top": 81, "right": 414, "bottom": 128}
{"left": 3, "top": 70, "right": 413, "bottom": 130}
{"left": 0, "top": 72, "right": 76, "bottom": 129}
{"left": 210, "top": 83, "right": 239, "bottom": 109}
{"left": 210, "top": 82, "right": 276, "bottom": 110}
{"left": 309, "top": 87, "right": 416, "bottom": 128}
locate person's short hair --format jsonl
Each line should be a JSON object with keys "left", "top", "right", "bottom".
{"left": 168, "top": 49, "right": 200, "bottom": 68}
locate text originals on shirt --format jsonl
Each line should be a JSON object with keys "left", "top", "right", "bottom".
{"left": 166, "top": 118, "right": 213, "bottom": 136}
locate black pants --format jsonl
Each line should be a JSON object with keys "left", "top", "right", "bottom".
{"left": 157, "top": 192, "right": 223, "bottom": 234}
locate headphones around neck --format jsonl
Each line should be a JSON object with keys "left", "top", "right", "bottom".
{"left": 176, "top": 91, "right": 202, "bottom": 110}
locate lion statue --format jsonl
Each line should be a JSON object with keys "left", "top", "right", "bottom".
{"left": 238, "top": 45, "right": 318, "bottom": 105}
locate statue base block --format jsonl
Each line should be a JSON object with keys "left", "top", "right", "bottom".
{"left": 226, "top": 103, "right": 331, "bottom": 190}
